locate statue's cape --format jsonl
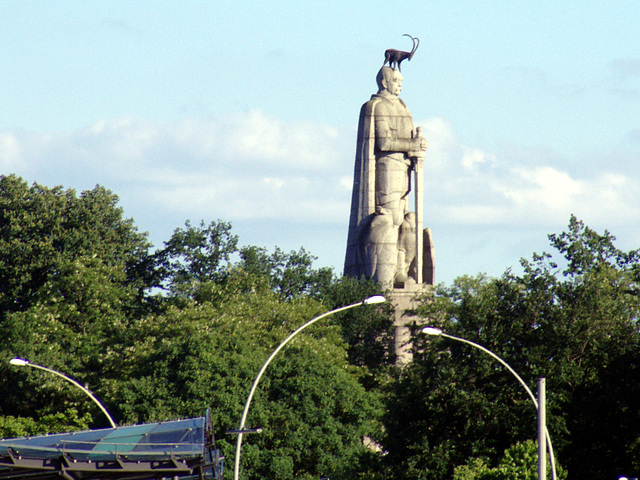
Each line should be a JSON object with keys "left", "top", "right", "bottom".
{"left": 343, "top": 96, "right": 380, "bottom": 277}
{"left": 344, "top": 93, "right": 412, "bottom": 278}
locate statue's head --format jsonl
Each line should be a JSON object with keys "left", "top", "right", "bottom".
{"left": 377, "top": 67, "right": 403, "bottom": 96}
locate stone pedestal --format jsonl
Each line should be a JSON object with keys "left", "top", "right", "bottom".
{"left": 389, "top": 227, "right": 435, "bottom": 363}
{"left": 390, "top": 282, "right": 432, "bottom": 363}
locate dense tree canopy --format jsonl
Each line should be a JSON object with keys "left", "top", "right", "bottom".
{"left": 1, "top": 175, "right": 639, "bottom": 480}
{"left": 0, "top": 174, "right": 154, "bottom": 314}
{"left": 381, "top": 215, "right": 640, "bottom": 480}
{"left": 97, "top": 272, "right": 385, "bottom": 480}
{"left": 0, "top": 175, "right": 156, "bottom": 431}
{"left": 0, "top": 175, "right": 393, "bottom": 480}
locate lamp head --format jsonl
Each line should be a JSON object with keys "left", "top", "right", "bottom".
{"left": 421, "top": 327, "right": 443, "bottom": 336}
{"left": 10, "top": 358, "right": 29, "bottom": 366}
{"left": 363, "top": 295, "right": 386, "bottom": 305}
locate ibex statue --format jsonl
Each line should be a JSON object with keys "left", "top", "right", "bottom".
{"left": 383, "top": 34, "right": 420, "bottom": 72}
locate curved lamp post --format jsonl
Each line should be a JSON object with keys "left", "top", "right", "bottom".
{"left": 421, "top": 327, "right": 557, "bottom": 480}
{"left": 10, "top": 358, "right": 116, "bottom": 428}
{"left": 232, "top": 295, "right": 386, "bottom": 480}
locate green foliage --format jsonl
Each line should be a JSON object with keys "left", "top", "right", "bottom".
{"left": 319, "top": 275, "right": 396, "bottom": 371}
{"left": 98, "top": 272, "right": 384, "bottom": 480}
{"left": 453, "top": 440, "right": 566, "bottom": 480}
{"left": 238, "top": 245, "right": 334, "bottom": 300}
{"left": 156, "top": 220, "right": 336, "bottom": 303}
{"left": 0, "top": 409, "right": 92, "bottom": 439}
{"left": 0, "top": 175, "right": 154, "bottom": 314}
{"left": 0, "top": 175, "right": 157, "bottom": 427}
{"left": 6, "top": 174, "right": 638, "bottom": 480}
{"left": 155, "top": 219, "right": 239, "bottom": 294}
{"left": 0, "top": 175, "right": 393, "bottom": 479}
{"left": 384, "top": 216, "right": 640, "bottom": 480}
{"left": 453, "top": 457, "right": 494, "bottom": 480}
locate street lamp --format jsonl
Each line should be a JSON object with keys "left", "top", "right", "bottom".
{"left": 421, "top": 327, "right": 557, "bottom": 480}
{"left": 232, "top": 295, "right": 386, "bottom": 480}
{"left": 10, "top": 358, "right": 117, "bottom": 428}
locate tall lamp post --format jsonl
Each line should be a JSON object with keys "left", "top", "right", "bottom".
{"left": 421, "top": 327, "right": 557, "bottom": 480}
{"left": 231, "top": 295, "right": 387, "bottom": 480}
{"left": 9, "top": 358, "right": 117, "bottom": 428}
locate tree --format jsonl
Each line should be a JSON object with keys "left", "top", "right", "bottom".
{"left": 238, "top": 245, "right": 334, "bottom": 301}
{"left": 155, "top": 220, "right": 336, "bottom": 302}
{"left": 0, "top": 409, "right": 92, "bottom": 439}
{"left": 0, "top": 175, "right": 157, "bottom": 429}
{"left": 0, "top": 176, "right": 394, "bottom": 444}
{"left": 453, "top": 440, "right": 566, "bottom": 480}
{"left": 381, "top": 217, "right": 640, "bottom": 480}
{"left": 154, "top": 219, "right": 238, "bottom": 295}
{"left": 0, "top": 174, "right": 155, "bottom": 316}
{"left": 319, "top": 275, "right": 396, "bottom": 372}
{"left": 100, "top": 270, "right": 385, "bottom": 480}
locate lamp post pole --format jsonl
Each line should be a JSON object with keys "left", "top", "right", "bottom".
{"left": 538, "top": 378, "right": 547, "bottom": 480}
{"left": 232, "top": 295, "right": 386, "bottom": 480}
{"left": 10, "top": 358, "right": 116, "bottom": 428}
{"left": 421, "top": 327, "right": 557, "bottom": 480}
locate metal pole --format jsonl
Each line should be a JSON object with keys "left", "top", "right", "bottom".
{"left": 232, "top": 296, "right": 386, "bottom": 480}
{"left": 538, "top": 378, "right": 547, "bottom": 480}
{"left": 421, "top": 328, "right": 557, "bottom": 480}
{"left": 10, "top": 358, "right": 116, "bottom": 428}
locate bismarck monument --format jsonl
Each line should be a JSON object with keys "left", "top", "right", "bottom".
{"left": 344, "top": 35, "right": 435, "bottom": 361}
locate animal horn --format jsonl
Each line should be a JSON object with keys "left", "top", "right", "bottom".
{"left": 402, "top": 34, "right": 419, "bottom": 55}
{"left": 406, "top": 34, "right": 419, "bottom": 55}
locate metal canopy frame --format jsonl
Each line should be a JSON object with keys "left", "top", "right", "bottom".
{"left": 0, "top": 415, "right": 223, "bottom": 480}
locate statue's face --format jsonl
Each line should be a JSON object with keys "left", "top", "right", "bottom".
{"left": 385, "top": 71, "right": 403, "bottom": 96}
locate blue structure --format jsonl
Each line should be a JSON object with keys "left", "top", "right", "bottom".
{"left": 0, "top": 415, "right": 223, "bottom": 479}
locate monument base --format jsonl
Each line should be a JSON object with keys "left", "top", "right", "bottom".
{"left": 390, "top": 282, "right": 433, "bottom": 364}
{"left": 389, "top": 227, "right": 436, "bottom": 363}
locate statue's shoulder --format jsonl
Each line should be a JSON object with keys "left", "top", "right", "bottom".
{"left": 370, "top": 94, "right": 399, "bottom": 112}
{"left": 361, "top": 95, "right": 382, "bottom": 114}
{"left": 358, "top": 96, "right": 383, "bottom": 127}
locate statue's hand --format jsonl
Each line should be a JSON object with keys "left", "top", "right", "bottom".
{"left": 410, "top": 137, "right": 427, "bottom": 153}
{"left": 409, "top": 130, "right": 427, "bottom": 160}
{"left": 413, "top": 127, "right": 428, "bottom": 151}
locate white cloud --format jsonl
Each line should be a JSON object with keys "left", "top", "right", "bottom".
{"left": 462, "top": 147, "right": 493, "bottom": 170}
{"left": 1, "top": 111, "right": 638, "bottom": 263}
{"left": 417, "top": 117, "right": 460, "bottom": 171}
{"left": 609, "top": 58, "right": 640, "bottom": 81}
{"left": 0, "top": 112, "right": 353, "bottom": 231}
{"left": 421, "top": 120, "right": 640, "bottom": 229}
{"left": 502, "top": 166, "right": 583, "bottom": 208}
{"left": 0, "top": 132, "right": 22, "bottom": 169}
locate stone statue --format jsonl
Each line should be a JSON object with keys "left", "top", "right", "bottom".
{"left": 344, "top": 66, "right": 428, "bottom": 286}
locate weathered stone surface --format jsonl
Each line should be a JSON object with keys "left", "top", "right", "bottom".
{"left": 390, "top": 283, "right": 432, "bottom": 364}
{"left": 344, "top": 66, "right": 431, "bottom": 288}
{"left": 344, "top": 62, "right": 435, "bottom": 362}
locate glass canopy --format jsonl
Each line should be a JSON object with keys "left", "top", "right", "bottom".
{"left": 0, "top": 415, "right": 223, "bottom": 479}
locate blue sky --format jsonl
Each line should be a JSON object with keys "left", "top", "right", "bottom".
{"left": 2, "top": 1, "right": 639, "bottom": 285}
